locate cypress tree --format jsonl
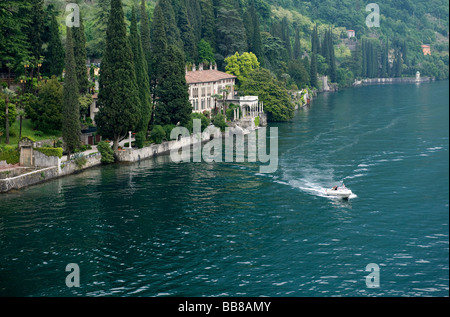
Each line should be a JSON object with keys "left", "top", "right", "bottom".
{"left": 381, "top": 40, "right": 389, "bottom": 77}
{"left": 371, "top": 43, "right": 378, "bottom": 78}
{"left": 62, "top": 26, "right": 81, "bottom": 160}
{"left": 72, "top": 10, "right": 89, "bottom": 94}
{"left": 42, "top": 6, "right": 64, "bottom": 78}
{"left": 140, "top": 0, "right": 152, "bottom": 76}
{"left": 178, "top": 1, "right": 198, "bottom": 63}
{"left": 149, "top": 2, "right": 168, "bottom": 112}
{"left": 310, "top": 52, "right": 318, "bottom": 88}
{"left": 328, "top": 29, "right": 337, "bottom": 82}
{"left": 311, "top": 24, "right": 320, "bottom": 55}
{"left": 27, "top": 0, "right": 45, "bottom": 60}
{"left": 199, "top": 0, "right": 216, "bottom": 48}
{"left": 281, "top": 17, "right": 291, "bottom": 60}
{"left": 293, "top": 28, "right": 301, "bottom": 60}
{"left": 158, "top": 0, "right": 183, "bottom": 50}
{"left": 244, "top": 7, "right": 255, "bottom": 53}
{"left": 361, "top": 39, "right": 367, "bottom": 77}
{"left": 393, "top": 48, "right": 402, "bottom": 77}
{"left": 186, "top": 0, "right": 202, "bottom": 44}
{"left": 321, "top": 29, "right": 329, "bottom": 62}
{"left": 250, "top": 2, "right": 263, "bottom": 64}
{"left": 154, "top": 45, "right": 192, "bottom": 126}
{"left": 129, "top": 6, "right": 152, "bottom": 134}
{"left": 96, "top": 0, "right": 140, "bottom": 151}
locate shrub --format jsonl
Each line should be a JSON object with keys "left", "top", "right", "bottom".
{"left": 134, "top": 131, "right": 146, "bottom": 148}
{"left": 254, "top": 116, "right": 260, "bottom": 127}
{"left": 0, "top": 148, "right": 19, "bottom": 164}
{"left": 186, "top": 112, "right": 210, "bottom": 133}
{"left": 150, "top": 125, "right": 165, "bottom": 144}
{"left": 97, "top": 140, "right": 115, "bottom": 164}
{"left": 33, "top": 147, "right": 63, "bottom": 158}
{"left": 162, "top": 124, "right": 176, "bottom": 140}
{"left": 72, "top": 153, "right": 87, "bottom": 169}
{"left": 213, "top": 113, "right": 228, "bottom": 132}
{"left": 0, "top": 144, "right": 15, "bottom": 153}
{"left": 20, "top": 136, "right": 36, "bottom": 143}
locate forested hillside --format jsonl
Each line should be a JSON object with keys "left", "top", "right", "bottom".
{"left": 1, "top": 0, "right": 449, "bottom": 88}
{"left": 82, "top": 0, "right": 450, "bottom": 87}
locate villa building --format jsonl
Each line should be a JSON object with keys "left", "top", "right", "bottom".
{"left": 185, "top": 63, "right": 262, "bottom": 122}
{"left": 185, "top": 63, "right": 237, "bottom": 113}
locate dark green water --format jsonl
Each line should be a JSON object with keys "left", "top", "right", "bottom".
{"left": 0, "top": 81, "right": 448, "bottom": 297}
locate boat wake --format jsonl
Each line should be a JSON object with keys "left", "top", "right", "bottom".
{"left": 273, "top": 171, "right": 357, "bottom": 201}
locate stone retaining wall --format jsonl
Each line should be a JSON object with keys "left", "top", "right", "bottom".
{"left": 0, "top": 166, "right": 58, "bottom": 192}
{"left": 59, "top": 153, "right": 102, "bottom": 176}
{"left": 0, "top": 153, "right": 102, "bottom": 193}
{"left": 115, "top": 132, "right": 211, "bottom": 162}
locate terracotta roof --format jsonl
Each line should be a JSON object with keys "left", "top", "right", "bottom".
{"left": 185, "top": 69, "right": 236, "bottom": 84}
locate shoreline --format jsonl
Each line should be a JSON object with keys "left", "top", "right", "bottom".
{"left": 0, "top": 77, "right": 442, "bottom": 193}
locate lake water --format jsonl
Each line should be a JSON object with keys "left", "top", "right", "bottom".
{"left": 0, "top": 80, "right": 448, "bottom": 297}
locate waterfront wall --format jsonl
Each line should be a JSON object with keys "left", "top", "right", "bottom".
{"left": 1, "top": 120, "right": 266, "bottom": 192}
{"left": 0, "top": 152, "right": 102, "bottom": 193}
{"left": 59, "top": 153, "right": 102, "bottom": 176}
{"left": 354, "top": 77, "right": 432, "bottom": 86}
{"left": 0, "top": 166, "right": 59, "bottom": 192}
{"left": 115, "top": 132, "right": 210, "bottom": 162}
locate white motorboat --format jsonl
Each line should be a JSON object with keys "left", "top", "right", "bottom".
{"left": 325, "top": 185, "right": 353, "bottom": 199}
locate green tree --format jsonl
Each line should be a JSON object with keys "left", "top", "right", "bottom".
{"left": 261, "top": 32, "right": 286, "bottom": 72}
{"left": 129, "top": 6, "right": 152, "bottom": 134}
{"left": 281, "top": 17, "right": 291, "bottom": 60}
{"left": 27, "top": 0, "right": 45, "bottom": 61}
{"left": 178, "top": 1, "right": 198, "bottom": 62}
{"left": 309, "top": 52, "right": 318, "bottom": 88}
{"left": 158, "top": 0, "right": 183, "bottom": 49}
{"left": 86, "top": 0, "right": 110, "bottom": 58}
{"left": 96, "top": 0, "right": 140, "bottom": 151}
{"left": 380, "top": 40, "right": 389, "bottom": 78}
{"left": 311, "top": 24, "right": 320, "bottom": 54}
{"left": 393, "top": 48, "right": 403, "bottom": 77}
{"left": 1, "top": 89, "right": 16, "bottom": 144}
{"left": 72, "top": 10, "right": 89, "bottom": 94}
{"left": 198, "top": 39, "right": 215, "bottom": 63}
{"left": 154, "top": 45, "right": 192, "bottom": 126}
{"left": 288, "top": 59, "right": 310, "bottom": 88}
{"left": 0, "top": 0, "right": 31, "bottom": 79}
{"left": 224, "top": 51, "right": 260, "bottom": 84}
{"left": 240, "top": 68, "right": 294, "bottom": 122}
{"left": 186, "top": 0, "right": 202, "bottom": 44}
{"left": 42, "top": 5, "right": 64, "bottom": 78}
{"left": 26, "top": 77, "right": 62, "bottom": 133}
{"left": 149, "top": 2, "right": 168, "bottom": 121}
{"left": 247, "top": 2, "right": 263, "bottom": 64}
{"left": 199, "top": 0, "right": 215, "bottom": 48}
{"left": 293, "top": 27, "right": 301, "bottom": 60}
{"left": 140, "top": 0, "right": 152, "bottom": 76}
{"left": 215, "top": 6, "right": 248, "bottom": 60}
{"left": 62, "top": 27, "right": 81, "bottom": 159}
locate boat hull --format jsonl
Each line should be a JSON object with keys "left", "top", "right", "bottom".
{"left": 325, "top": 189, "right": 352, "bottom": 199}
